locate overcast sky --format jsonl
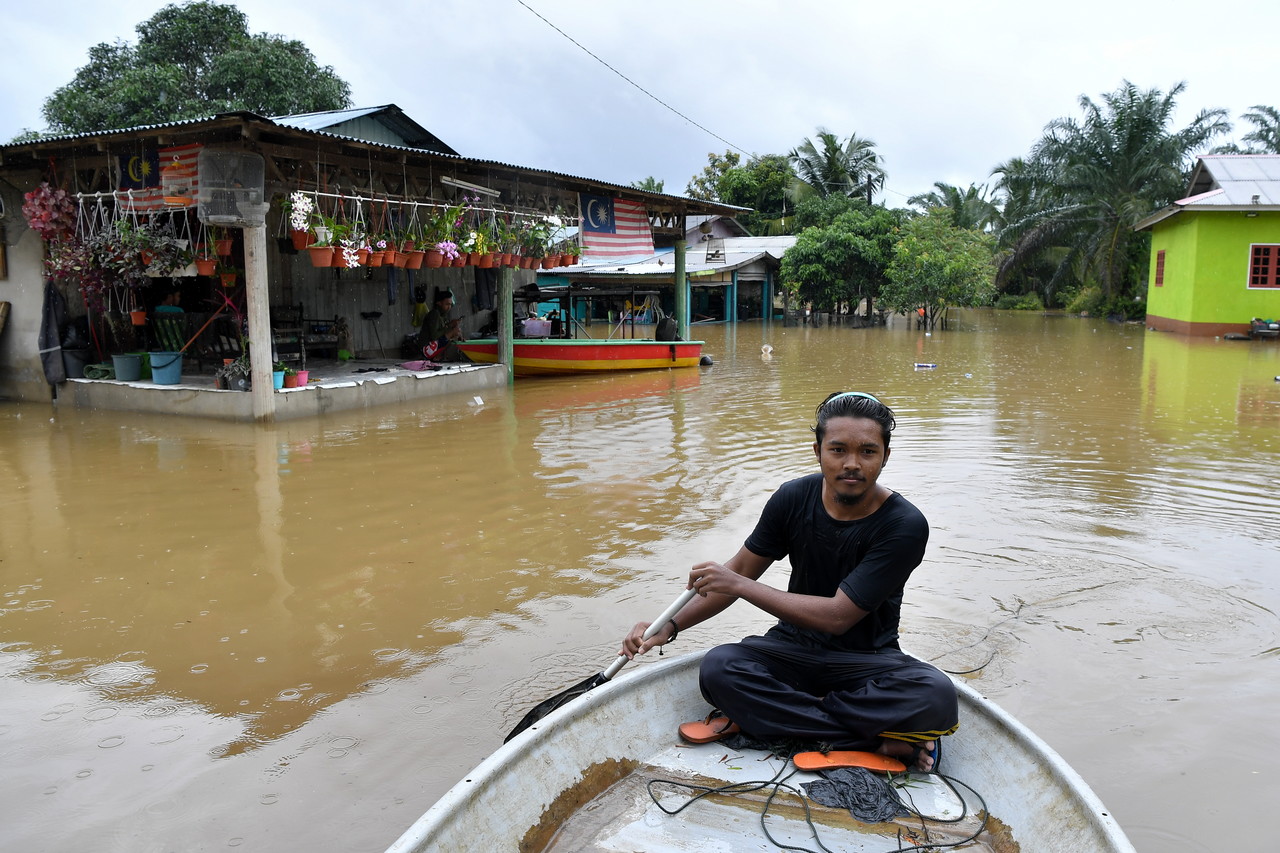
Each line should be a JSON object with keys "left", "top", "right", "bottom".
{"left": 4, "top": 0, "right": 1278, "bottom": 205}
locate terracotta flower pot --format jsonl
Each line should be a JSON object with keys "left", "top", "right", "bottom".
{"left": 215, "top": 238, "right": 233, "bottom": 256}
{"left": 404, "top": 250, "right": 426, "bottom": 270}
{"left": 283, "top": 373, "right": 299, "bottom": 388}
{"left": 220, "top": 272, "right": 237, "bottom": 288}
{"left": 383, "top": 249, "right": 398, "bottom": 266}
{"left": 393, "top": 250, "right": 410, "bottom": 268}
{"left": 356, "top": 248, "right": 371, "bottom": 266}
{"left": 424, "top": 249, "right": 444, "bottom": 268}
{"left": 477, "top": 253, "right": 494, "bottom": 269}
{"left": 307, "top": 245, "right": 334, "bottom": 268}
{"left": 451, "top": 253, "right": 466, "bottom": 267}
{"left": 290, "top": 230, "right": 313, "bottom": 251}
{"left": 195, "top": 258, "right": 217, "bottom": 276}
{"left": 541, "top": 257, "right": 558, "bottom": 269}
{"left": 130, "top": 310, "right": 147, "bottom": 326}
{"left": 367, "top": 251, "right": 384, "bottom": 268}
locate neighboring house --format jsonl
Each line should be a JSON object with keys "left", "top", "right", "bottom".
{"left": 1136, "top": 154, "right": 1280, "bottom": 336}
{"left": 538, "top": 228, "right": 796, "bottom": 323}
{"left": 271, "top": 104, "right": 458, "bottom": 155}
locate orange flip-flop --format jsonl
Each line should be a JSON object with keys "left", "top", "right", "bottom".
{"left": 792, "top": 750, "right": 906, "bottom": 774}
{"left": 678, "top": 713, "right": 741, "bottom": 744}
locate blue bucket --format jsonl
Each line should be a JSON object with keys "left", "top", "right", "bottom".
{"left": 149, "top": 351, "right": 184, "bottom": 385}
{"left": 112, "top": 353, "right": 143, "bottom": 381}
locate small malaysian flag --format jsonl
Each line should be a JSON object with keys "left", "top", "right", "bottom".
{"left": 579, "top": 194, "right": 654, "bottom": 260}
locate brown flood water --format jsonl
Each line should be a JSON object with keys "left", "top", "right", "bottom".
{"left": 2, "top": 310, "right": 1278, "bottom": 853}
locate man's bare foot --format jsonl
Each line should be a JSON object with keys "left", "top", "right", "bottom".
{"left": 876, "top": 739, "right": 936, "bottom": 772}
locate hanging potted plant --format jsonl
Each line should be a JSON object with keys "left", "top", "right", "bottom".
{"left": 21, "top": 182, "right": 77, "bottom": 243}
{"left": 285, "top": 191, "right": 317, "bottom": 250}
{"left": 210, "top": 225, "right": 233, "bottom": 257}
{"left": 306, "top": 214, "right": 345, "bottom": 268}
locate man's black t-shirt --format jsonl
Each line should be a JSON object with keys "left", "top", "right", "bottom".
{"left": 743, "top": 473, "right": 929, "bottom": 652}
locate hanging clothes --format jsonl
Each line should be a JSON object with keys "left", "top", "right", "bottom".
{"left": 38, "top": 281, "right": 68, "bottom": 385}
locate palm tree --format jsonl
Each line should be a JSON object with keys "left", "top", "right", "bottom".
{"left": 996, "top": 81, "right": 1230, "bottom": 303}
{"left": 1240, "top": 105, "right": 1280, "bottom": 153}
{"left": 908, "top": 182, "right": 999, "bottom": 232}
{"left": 631, "top": 176, "right": 665, "bottom": 193}
{"left": 787, "top": 129, "right": 886, "bottom": 203}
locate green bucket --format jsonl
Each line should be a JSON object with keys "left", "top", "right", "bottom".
{"left": 112, "top": 353, "right": 143, "bottom": 381}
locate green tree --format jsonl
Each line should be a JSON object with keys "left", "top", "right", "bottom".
{"left": 631, "top": 176, "right": 665, "bottom": 193}
{"left": 908, "top": 182, "right": 999, "bottom": 232}
{"left": 996, "top": 81, "right": 1229, "bottom": 311}
{"left": 685, "top": 150, "right": 741, "bottom": 200}
{"left": 882, "top": 209, "right": 996, "bottom": 329}
{"left": 780, "top": 205, "right": 902, "bottom": 316}
{"left": 1239, "top": 105, "right": 1280, "bottom": 153}
{"left": 716, "top": 154, "right": 794, "bottom": 234}
{"left": 41, "top": 1, "right": 351, "bottom": 134}
{"left": 1216, "top": 105, "right": 1280, "bottom": 154}
{"left": 787, "top": 129, "right": 886, "bottom": 203}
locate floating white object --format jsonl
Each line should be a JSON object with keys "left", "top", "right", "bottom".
{"left": 468, "top": 396, "right": 484, "bottom": 406}
{"left": 914, "top": 363, "right": 937, "bottom": 370}
{"left": 761, "top": 344, "right": 774, "bottom": 355}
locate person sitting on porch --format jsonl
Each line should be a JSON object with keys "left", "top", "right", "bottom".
{"left": 155, "top": 289, "right": 184, "bottom": 313}
{"left": 421, "top": 288, "right": 471, "bottom": 363}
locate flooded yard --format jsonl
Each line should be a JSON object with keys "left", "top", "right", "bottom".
{"left": 2, "top": 310, "right": 1277, "bottom": 852}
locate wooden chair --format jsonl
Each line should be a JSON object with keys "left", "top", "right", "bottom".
{"left": 271, "top": 304, "right": 306, "bottom": 368}
{"left": 149, "top": 312, "right": 223, "bottom": 372}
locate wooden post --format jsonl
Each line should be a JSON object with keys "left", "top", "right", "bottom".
{"left": 674, "top": 239, "right": 688, "bottom": 340}
{"left": 243, "top": 224, "right": 275, "bottom": 422}
{"left": 498, "top": 265, "right": 514, "bottom": 384}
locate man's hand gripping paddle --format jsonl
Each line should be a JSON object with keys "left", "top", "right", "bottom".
{"left": 504, "top": 588, "right": 696, "bottom": 743}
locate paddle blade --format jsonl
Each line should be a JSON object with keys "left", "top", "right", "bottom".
{"left": 504, "top": 671, "right": 610, "bottom": 742}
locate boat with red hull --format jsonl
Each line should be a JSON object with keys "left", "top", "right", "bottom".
{"left": 457, "top": 338, "right": 704, "bottom": 376}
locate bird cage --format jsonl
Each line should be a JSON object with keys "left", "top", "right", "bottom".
{"left": 196, "top": 149, "right": 268, "bottom": 227}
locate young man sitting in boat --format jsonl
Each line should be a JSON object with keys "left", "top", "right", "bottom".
{"left": 622, "top": 391, "right": 957, "bottom": 772}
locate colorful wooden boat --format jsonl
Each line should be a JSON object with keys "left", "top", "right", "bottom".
{"left": 385, "top": 649, "right": 1135, "bottom": 853}
{"left": 456, "top": 338, "right": 704, "bottom": 376}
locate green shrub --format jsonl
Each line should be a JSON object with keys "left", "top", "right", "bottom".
{"left": 994, "top": 292, "right": 1045, "bottom": 311}
{"left": 1065, "top": 285, "right": 1104, "bottom": 315}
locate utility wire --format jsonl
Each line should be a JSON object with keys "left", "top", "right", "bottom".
{"left": 517, "top": 0, "right": 748, "bottom": 156}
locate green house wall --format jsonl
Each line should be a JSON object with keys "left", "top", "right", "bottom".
{"left": 1145, "top": 210, "right": 1280, "bottom": 335}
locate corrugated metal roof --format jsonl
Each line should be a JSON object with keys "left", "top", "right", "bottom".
{"left": 269, "top": 106, "right": 391, "bottom": 131}
{"left": 1135, "top": 154, "right": 1280, "bottom": 230}
{"left": 544, "top": 249, "right": 787, "bottom": 278}
{"left": 0, "top": 109, "right": 744, "bottom": 216}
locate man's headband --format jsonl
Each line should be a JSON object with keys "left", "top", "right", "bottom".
{"left": 825, "top": 391, "right": 881, "bottom": 406}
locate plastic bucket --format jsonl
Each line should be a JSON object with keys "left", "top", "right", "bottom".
{"left": 149, "top": 351, "right": 184, "bottom": 385}
{"left": 62, "top": 348, "right": 92, "bottom": 379}
{"left": 112, "top": 353, "right": 143, "bottom": 381}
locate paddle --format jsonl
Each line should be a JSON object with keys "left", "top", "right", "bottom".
{"left": 504, "top": 588, "right": 697, "bottom": 742}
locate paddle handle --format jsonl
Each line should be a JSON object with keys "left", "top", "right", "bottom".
{"left": 602, "top": 587, "right": 697, "bottom": 680}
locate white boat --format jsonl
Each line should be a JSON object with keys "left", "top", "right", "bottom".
{"left": 386, "top": 649, "right": 1135, "bottom": 852}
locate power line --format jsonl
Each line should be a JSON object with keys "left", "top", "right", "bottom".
{"left": 517, "top": 1, "right": 747, "bottom": 156}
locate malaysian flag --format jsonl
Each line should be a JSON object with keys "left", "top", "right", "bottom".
{"left": 579, "top": 194, "right": 654, "bottom": 260}
{"left": 115, "top": 143, "right": 202, "bottom": 212}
